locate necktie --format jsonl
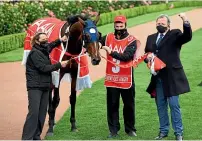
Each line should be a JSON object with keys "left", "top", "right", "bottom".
{"left": 156, "top": 34, "right": 164, "bottom": 47}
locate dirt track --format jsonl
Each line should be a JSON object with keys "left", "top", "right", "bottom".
{"left": 0, "top": 8, "right": 201, "bottom": 140}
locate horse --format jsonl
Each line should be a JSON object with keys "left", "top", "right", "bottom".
{"left": 45, "top": 14, "right": 101, "bottom": 136}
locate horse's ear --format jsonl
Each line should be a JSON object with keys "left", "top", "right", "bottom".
{"left": 93, "top": 12, "right": 100, "bottom": 25}
{"left": 78, "top": 17, "right": 86, "bottom": 26}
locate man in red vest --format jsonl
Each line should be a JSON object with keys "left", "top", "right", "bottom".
{"left": 100, "top": 15, "right": 140, "bottom": 138}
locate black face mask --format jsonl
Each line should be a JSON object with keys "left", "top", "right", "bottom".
{"left": 156, "top": 25, "right": 167, "bottom": 33}
{"left": 114, "top": 29, "right": 127, "bottom": 36}
{"left": 39, "top": 40, "right": 48, "bottom": 48}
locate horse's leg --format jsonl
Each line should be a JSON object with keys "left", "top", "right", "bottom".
{"left": 46, "top": 87, "right": 54, "bottom": 136}
{"left": 46, "top": 73, "right": 64, "bottom": 136}
{"left": 70, "top": 74, "right": 78, "bottom": 132}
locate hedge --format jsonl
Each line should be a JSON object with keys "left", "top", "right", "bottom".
{"left": 0, "top": 33, "right": 25, "bottom": 54}
{"left": 97, "top": 3, "right": 169, "bottom": 26}
{"left": 0, "top": 1, "right": 156, "bottom": 36}
{"left": 97, "top": 1, "right": 202, "bottom": 26}
{"left": 1, "top": 1, "right": 201, "bottom": 36}
{"left": 0, "top": 1, "right": 202, "bottom": 54}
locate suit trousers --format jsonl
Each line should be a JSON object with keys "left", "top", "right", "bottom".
{"left": 22, "top": 89, "right": 49, "bottom": 140}
{"left": 106, "top": 85, "right": 136, "bottom": 134}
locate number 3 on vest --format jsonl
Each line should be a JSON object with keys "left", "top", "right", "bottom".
{"left": 112, "top": 58, "right": 120, "bottom": 73}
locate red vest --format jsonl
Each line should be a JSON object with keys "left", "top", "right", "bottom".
{"left": 104, "top": 33, "right": 136, "bottom": 89}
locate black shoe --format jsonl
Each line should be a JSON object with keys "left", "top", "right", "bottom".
{"left": 33, "top": 137, "right": 41, "bottom": 140}
{"left": 127, "top": 131, "right": 137, "bottom": 137}
{"left": 107, "top": 132, "right": 118, "bottom": 138}
{"left": 176, "top": 135, "right": 183, "bottom": 141}
{"left": 155, "top": 132, "right": 168, "bottom": 140}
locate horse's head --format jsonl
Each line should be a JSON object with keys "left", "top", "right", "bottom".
{"left": 66, "top": 13, "right": 101, "bottom": 65}
{"left": 79, "top": 17, "right": 101, "bottom": 65}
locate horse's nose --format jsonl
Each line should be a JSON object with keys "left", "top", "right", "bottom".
{"left": 92, "top": 58, "right": 100, "bottom": 65}
{"left": 92, "top": 58, "right": 97, "bottom": 62}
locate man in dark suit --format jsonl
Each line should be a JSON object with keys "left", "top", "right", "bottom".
{"left": 144, "top": 13, "right": 192, "bottom": 141}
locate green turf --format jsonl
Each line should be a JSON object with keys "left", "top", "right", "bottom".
{"left": 0, "top": 7, "right": 198, "bottom": 63}
{"left": 45, "top": 28, "right": 202, "bottom": 140}
{"left": 0, "top": 48, "right": 23, "bottom": 63}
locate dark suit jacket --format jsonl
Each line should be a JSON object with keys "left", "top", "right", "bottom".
{"left": 145, "top": 23, "right": 192, "bottom": 97}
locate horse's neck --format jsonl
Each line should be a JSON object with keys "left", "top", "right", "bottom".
{"left": 67, "top": 35, "right": 83, "bottom": 54}
{"left": 61, "top": 22, "right": 83, "bottom": 55}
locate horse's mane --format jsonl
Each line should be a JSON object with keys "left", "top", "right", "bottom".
{"left": 66, "top": 14, "right": 89, "bottom": 25}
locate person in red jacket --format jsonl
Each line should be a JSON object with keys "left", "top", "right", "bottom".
{"left": 100, "top": 15, "right": 140, "bottom": 138}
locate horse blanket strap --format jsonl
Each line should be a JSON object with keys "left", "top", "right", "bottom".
{"left": 64, "top": 51, "right": 80, "bottom": 58}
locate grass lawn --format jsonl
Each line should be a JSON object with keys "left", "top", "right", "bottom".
{"left": 45, "top": 28, "right": 202, "bottom": 140}
{"left": 0, "top": 48, "right": 23, "bottom": 63}
{"left": 0, "top": 7, "right": 197, "bottom": 63}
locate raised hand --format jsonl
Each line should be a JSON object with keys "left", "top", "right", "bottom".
{"left": 179, "top": 13, "right": 188, "bottom": 22}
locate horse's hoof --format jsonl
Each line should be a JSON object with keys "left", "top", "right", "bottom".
{"left": 46, "top": 131, "right": 54, "bottom": 136}
{"left": 71, "top": 128, "right": 78, "bottom": 132}
{"left": 46, "top": 127, "right": 54, "bottom": 136}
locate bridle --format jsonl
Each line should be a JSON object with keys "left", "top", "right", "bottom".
{"left": 62, "top": 19, "right": 100, "bottom": 66}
